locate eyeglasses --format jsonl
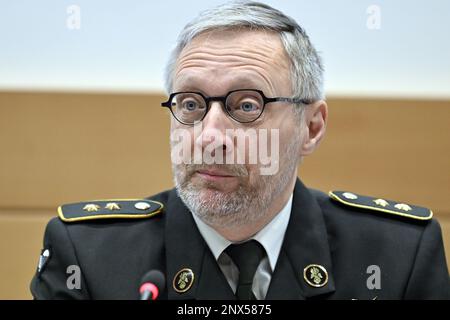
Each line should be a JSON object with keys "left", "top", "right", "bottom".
{"left": 161, "top": 89, "right": 311, "bottom": 125}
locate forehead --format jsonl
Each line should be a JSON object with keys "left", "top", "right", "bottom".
{"left": 173, "top": 29, "right": 292, "bottom": 94}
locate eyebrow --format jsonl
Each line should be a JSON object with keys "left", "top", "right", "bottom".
{"left": 174, "top": 76, "right": 269, "bottom": 95}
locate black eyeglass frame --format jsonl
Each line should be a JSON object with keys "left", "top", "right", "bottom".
{"left": 161, "top": 89, "right": 311, "bottom": 125}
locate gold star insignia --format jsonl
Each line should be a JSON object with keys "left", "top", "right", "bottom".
{"left": 394, "top": 203, "right": 412, "bottom": 211}
{"left": 373, "top": 198, "right": 389, "bottom": 207}
{"left": 105, "top": 202, "right": 121, "bottom": 211}
{"left": 83, "top": 204, "right": 100, "bottom": 212}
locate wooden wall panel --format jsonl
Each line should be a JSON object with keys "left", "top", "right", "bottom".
{"left": 300, "top": 98, "right": 450, "bottom": 213}
{"left": 0, "top": 92, "right": 173, "bottom": 207}
{"left": 0, "top": 91, "right": 449, "bottom": 299}
{"left": 1, "top": 92, "right": 449, "bottom": 211}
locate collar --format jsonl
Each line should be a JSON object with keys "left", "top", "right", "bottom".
{"left": 192, "top": 193, "right": 293, "bottom": 271}
{"left": 164, "top": 178, "right": 336, "bottom": 300}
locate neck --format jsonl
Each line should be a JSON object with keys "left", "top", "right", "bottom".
{"left": 214, "top": 175, "right": 297, "bottom": 242}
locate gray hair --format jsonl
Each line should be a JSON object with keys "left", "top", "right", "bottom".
{"left": 164, "top": 0, "right": 324, "bottom": 108}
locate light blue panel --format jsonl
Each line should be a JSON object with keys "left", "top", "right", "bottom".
{"left": 0, "top": 0, "right": 449, "bottom": 97}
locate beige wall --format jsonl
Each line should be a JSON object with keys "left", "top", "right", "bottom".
{"left": 1, "top": 91, "right": 449, "bottom": 299}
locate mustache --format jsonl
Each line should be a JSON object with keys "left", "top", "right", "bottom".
{"left": 182, "top": 164, "right": 249, "bottom": 177}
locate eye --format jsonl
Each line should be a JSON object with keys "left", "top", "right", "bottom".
{"left": 182, "top": 100, "right": 198, "bottom": 111}
{"left": 240, "top": 102, "right": 257, "bottom": 112}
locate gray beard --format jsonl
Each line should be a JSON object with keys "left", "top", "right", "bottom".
{"left": 172, "top": 133, "right": 301, "bottom": 229}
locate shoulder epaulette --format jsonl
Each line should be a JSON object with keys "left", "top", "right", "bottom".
{"left": 58, "top": 199, "right": 163, "bottom": 223}
{"left": 328, "top": 191, "right": 432, "bottom": 221}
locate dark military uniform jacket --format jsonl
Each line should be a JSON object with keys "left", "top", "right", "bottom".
{"left": 30, "top": 179, "right": 450, "bottom": 299}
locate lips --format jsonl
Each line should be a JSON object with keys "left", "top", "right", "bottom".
{"left": 196, "top": 169, "right": 235, "bottom": 177}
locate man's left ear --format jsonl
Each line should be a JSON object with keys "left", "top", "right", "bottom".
{"left": 300, "top": 100, "right": 328, "bottom": 155}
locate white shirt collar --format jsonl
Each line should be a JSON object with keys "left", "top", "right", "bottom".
{"left": 192, "top": 193, "right": 293, "bottom": 271}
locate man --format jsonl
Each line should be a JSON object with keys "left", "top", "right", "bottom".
{"left": 31, "top": 1, "right": 449, "bottom": 299}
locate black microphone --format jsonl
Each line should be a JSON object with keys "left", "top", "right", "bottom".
{"left": 139, "top": 270, "right": 165, "bottom": 300}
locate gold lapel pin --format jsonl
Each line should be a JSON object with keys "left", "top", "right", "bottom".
{"left": 173, "top": 268, "right": 195, "bottom": 293}
{"left": 303, "top": 264, "right": 328, "bottom": 288}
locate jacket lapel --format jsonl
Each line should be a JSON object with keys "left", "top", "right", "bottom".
{"left": 164, "top": 189, "right": 235, "bottom": 300}
{"left": 266, "top": 179, "right": 336, "bottom": 299}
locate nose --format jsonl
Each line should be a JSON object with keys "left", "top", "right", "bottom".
{"left": 195, "top": 101, "right": 234, "bottom": 161}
